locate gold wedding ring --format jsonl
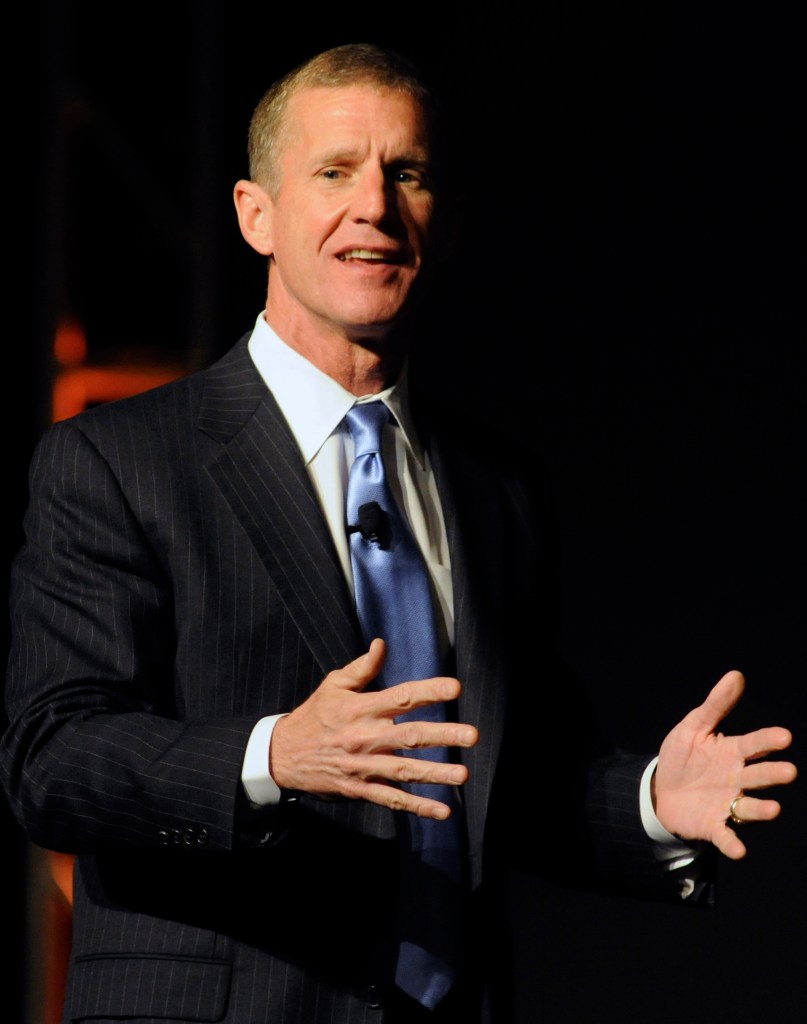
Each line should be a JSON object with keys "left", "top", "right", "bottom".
{"left": 729, "top": 791, "right": 747, "bottom": 824}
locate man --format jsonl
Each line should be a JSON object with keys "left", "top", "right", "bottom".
{"left": 1, "top": 43, "right": 796, "bottom": 1024}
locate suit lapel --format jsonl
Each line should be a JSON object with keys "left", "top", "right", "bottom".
{"left": 198, "top": 338, "right": 362, "bottom": 676}
{"left": 428, "top": 430, "right": 510, "bottom": 866}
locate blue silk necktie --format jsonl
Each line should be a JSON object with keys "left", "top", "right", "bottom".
{"left": 344, "top": 401, "right": 464, "bottom": 1010}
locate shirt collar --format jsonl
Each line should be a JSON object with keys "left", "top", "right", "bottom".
{"left": 247, "top": 312, "right": 426, "bottom": 469}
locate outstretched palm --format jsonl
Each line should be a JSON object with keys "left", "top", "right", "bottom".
{"left": 654, "top": 670, "right": 797, "bottom": 859}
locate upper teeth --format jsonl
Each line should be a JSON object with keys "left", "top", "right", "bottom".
{"left": 340, "top": 249, "right": 385, "bottom": 260}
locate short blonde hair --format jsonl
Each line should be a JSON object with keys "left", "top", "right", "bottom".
{"left": 247, "top": 43, "right": 442, "bottom": 195}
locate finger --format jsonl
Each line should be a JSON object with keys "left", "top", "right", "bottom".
{"left": 729, "top": 794, "right": 783, "bottom": 824}
{"left": 740, "top": 758, "right": 798, "bottom": 790}
{"left": 382, "top": 675, "right": 463, "bottom": 716}
{"left": 688, "top": 670, "right": 745, "bottom": 733}
{"left": 367, "top": 753, "right": 469, "bottom": 787}
{"left": 329, "top": 638, "right": 387, "bottom": 692}
{"left": 358, "top": 675, "right": 465, "bottom": 724}
{"left": 712, "top": 821, "right": 748, "bottom": 861}
{"left": 360, "top": 719, "right": 478, "bottom": 756}
{"left": 393, "top": 719, "right": 479, "bottom": 752}
{"left": 347, "top": 779, "right": 457, "bottom": 820}
{"left": 737, "top": 726, "right": 794, "bottom": 761}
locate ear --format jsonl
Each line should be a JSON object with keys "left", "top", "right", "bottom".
{"left": 233, "top": 180, "right": 274, "bottom": 256}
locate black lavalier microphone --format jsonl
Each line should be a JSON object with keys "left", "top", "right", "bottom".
{"left": 348, "top": 501, "right": 392, "bottom": 549}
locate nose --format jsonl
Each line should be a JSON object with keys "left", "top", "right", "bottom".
{"left": 351, "top": 166, "right": 395, "bottom": 225}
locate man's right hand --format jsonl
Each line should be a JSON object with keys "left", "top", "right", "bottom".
{"left": 268, "top": 638, "right": 478, "bottom": 818}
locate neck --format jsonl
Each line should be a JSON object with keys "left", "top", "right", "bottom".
{"left": 262, "top": 308, "right": 409, "bottom": 396}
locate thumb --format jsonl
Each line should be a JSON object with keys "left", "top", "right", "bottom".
{"left": 690, "top": 669, "right": 745, "bottom": 733}
{"left": 332, "top": 638, "right": 387, "bottom": 691}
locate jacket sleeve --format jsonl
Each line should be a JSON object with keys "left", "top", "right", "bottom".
{"left": 1, "top": 418, "right": 263, "bottom": 854}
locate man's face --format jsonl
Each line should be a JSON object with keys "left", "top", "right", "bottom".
{"left": 263, "top": 85, "right": 439, "bottom": 349}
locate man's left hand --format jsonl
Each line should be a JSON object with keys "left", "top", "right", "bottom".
{"left": 653, "top": 670, "right": 797, "bottom": 859}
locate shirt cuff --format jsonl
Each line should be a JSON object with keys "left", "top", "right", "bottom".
{"left": 640, "top": 756, "right": 699, "bottom": 870}
{"left": 241, "top": 714, "right": 289, "bottom": 807}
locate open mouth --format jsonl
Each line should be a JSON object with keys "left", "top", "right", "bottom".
{"left": 337, "top": 249, "right": 400, "bottom": 263}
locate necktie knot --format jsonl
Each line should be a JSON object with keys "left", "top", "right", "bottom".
{"left": 345, "top": 401, "right": 390, "bottom": 458}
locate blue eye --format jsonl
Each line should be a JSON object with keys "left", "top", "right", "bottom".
{"left": 392, "top": 167, "right": 430, "bottom": 189}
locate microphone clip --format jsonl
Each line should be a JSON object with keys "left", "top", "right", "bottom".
{"left": 348, "top": 501, "right": 392, "bottom": 549}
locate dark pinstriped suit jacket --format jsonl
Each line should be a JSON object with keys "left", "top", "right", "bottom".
{"left": 2, "top": 334, "right": 676, "bottom": 1023}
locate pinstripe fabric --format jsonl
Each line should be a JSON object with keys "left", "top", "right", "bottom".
{"left": 1, "top": 334, "right": 680, "bottom": 1023}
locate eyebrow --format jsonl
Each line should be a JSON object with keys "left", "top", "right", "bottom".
{"left": 312, "top": 147, "right": 431, "bottom": 168}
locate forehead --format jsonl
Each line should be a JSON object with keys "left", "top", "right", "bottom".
{"left": 282, "top": 84, "right": 432, "bottom": 157}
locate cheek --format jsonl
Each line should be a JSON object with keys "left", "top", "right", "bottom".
{"left": 289, "top": 210, "right": 343, "bottom": 261}
{"left": 273, "top": 220, "right": 313, "bottom": 271}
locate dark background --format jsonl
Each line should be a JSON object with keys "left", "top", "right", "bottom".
{"left": 6, "top": 2, "right": 805, "bottom": 1021}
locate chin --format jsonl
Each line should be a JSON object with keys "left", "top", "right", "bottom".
{"left": 349, "top": 292, "right": 424, "bottom": 332}
{"left": 343, "top": 308, "right": 409, "bottom": 336}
